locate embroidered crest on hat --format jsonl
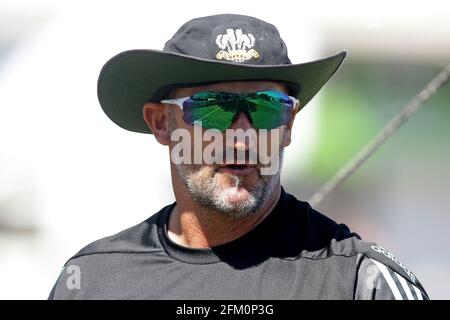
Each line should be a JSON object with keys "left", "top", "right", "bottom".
{"left": 215, "top": 28, "right": 260, "bottom": 63}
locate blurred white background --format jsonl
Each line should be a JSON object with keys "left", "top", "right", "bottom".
{"left": 0, "top": 0, "right": 449, "bottom": 299}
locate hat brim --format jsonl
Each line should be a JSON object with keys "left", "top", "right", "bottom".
{"left": 97, "top": 49, "right": 346, "bottom": 134}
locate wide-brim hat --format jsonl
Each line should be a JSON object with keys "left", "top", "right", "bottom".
{"left": 97, "top": 14, "right": 346, "bottom": 134}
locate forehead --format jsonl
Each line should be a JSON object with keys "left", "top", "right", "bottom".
{"left": 170, "top": 81, "right": 289, "bottom": 98}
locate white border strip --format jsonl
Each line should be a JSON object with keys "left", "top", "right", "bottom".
{"left": 395, "top": 272, "right": 414, "bottom": 300}
{"left": 370, "top": 258, "right": 403, "bottom": 300}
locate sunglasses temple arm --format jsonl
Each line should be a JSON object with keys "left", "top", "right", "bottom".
{"left": 290, "top": 96, "right": 301, "bottom": 113}
{"left": 160, "top": 97, "right": 185, "bottom": 110}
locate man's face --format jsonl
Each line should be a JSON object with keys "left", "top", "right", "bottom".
{"left": 155, "top": 81, "right": 297, "bottom": 218}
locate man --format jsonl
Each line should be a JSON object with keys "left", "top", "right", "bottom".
{"left": 49, "top": 14, "right": 429, "bottom": 300}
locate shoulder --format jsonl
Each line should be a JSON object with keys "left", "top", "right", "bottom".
{"left": 302, "top": 215, "right": 430, "bottom": 299}
{"left": 71, "top": 208, "right": 165, "bottom": 260}
{"left": 353, "top": 243, "right": 429, "bottom": 300}
{"left": 48, "top": 204, "right": 173, "bottom": 299}
{"left": 283, "top": 191, "right": 429, "bottom": 299}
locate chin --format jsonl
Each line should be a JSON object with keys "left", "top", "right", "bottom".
{"left": 220, "top": 185, "right": 253, "bottom": 204}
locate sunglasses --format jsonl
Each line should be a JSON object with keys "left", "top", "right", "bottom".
{"left": 160, "top": 90, "right": 299, "bottom": 131}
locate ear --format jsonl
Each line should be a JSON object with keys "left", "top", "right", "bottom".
{"left": 142, "top": 102, "right": 171, "bottom": 145}
{"left": 282, "top": 101, "right": 300, "bottom": 147}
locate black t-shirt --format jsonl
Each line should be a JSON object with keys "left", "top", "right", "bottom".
{"left": 49, "top": 188, "right": 429, "bottom": 299}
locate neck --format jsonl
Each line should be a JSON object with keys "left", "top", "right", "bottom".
{"left": 168, "top": 184, "right": 281, "bottom": 249}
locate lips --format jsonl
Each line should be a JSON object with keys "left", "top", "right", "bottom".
{"left": 216, "top": 164, "right": 257, "bottom": 175}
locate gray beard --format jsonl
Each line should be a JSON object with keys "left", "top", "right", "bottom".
{"left": 174, "top": 150, "right": 284, "bottom": 219}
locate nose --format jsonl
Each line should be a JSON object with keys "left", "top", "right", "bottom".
{"left": 226, "top": 112, "right": 255, "bottom": 153}
{"left": 229, "top": 111, "right": 253, "bottom": 131}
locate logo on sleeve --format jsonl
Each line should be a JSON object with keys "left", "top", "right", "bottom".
{"left": 371, "top": 245, "right": 416, "bottom": 283}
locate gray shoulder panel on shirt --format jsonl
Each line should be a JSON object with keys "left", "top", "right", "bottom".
{"left": 355, "top": 254, "right": 429, "bottom": 300}
{"left": 353, "top": 241, "right": 427, "bottom": 293}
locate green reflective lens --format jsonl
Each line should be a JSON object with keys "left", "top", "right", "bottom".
{"left": 182, "top": 90, "right": 294, "bottom": 130}
{"left": 249, "top": 91, "right": 293, "bottom": 129}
